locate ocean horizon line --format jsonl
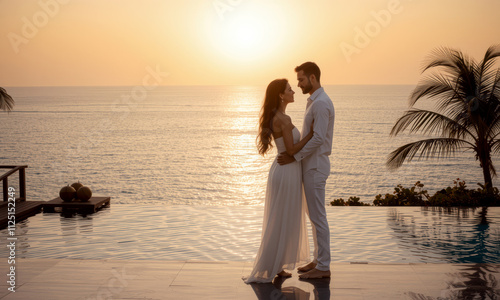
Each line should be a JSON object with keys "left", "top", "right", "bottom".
{"left": 2, "top": 83, "right": 418, "bottom": 88}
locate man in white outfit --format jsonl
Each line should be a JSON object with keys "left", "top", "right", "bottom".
{"left": 278, "top": 62, "right": 335, "bottom": 279}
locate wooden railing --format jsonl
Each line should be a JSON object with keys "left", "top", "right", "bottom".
{"left": 0, "top": 165, "right": 27, "bottom": 202}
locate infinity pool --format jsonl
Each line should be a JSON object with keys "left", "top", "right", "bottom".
{"left": 1, "top": 206, "right": 499, "bottom": 263}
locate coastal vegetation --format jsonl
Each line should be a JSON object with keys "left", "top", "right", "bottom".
{"left": 386, "top": 45, "right": 500, "bottom": 197}
{"left": 330, "top": 196, "right": 371, "bottom": 206}
{"left": 330, "top": 179, "right": 500, "bottom": 206}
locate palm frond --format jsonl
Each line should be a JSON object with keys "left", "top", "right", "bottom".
{"left": 488, "top": 68, "right": 500, "bottom": 103}
{"left": 409, "top": 73, "right": 461, "bottom": 108}
{"left": 423, "top": 47, "right": 475, "bottom": 82}
{"left": 479, "top": 69, "right": 499, "bottom": 100}
{"left": 479, "top": 44, "right": 500, "bottom": 77}
{"left": 408, "top": 74, "right": 481, "bottom": 138}
{"left": 477, "top": 46, "right": 500, "bottom": 107}
{"left": 485, "top": 109, "right": 500, "bottom": 141}
{"left": 421, "top": 47, "right": 460, "bottom": 73}
{"left": 491, "top": 138, "right": 500, "bottom": 154}
{"left": 386, "top": 138, "right": 473, "bottom": 170}
{"left": 416, "top": 47, "right": 484, "bottom": 115}
{"left": 454, "top": 54, "right": 477, "bottom": 97}
{"left": 0, "top": 87, "right": 15, "bottom": 112}
{"left": 390, "top": 108, "right": 474, "bottom": 140}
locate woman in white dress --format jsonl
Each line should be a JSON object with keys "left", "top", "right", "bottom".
{"left": 243, "top": 79, "right": 312, "bottom": 283}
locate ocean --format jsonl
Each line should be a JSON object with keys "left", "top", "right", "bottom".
{"left": 0, "top": 85, "right": 493, "bottom": 205}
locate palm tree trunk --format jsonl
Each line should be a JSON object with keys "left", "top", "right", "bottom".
{"left": 478, "top": 150, "right": 494, "bottom": 207}
{"left": 476, "top": 133, "right": 494, "bottom": 192}
{"left": 481, "top": 163, "right": 493, "bottom": 190}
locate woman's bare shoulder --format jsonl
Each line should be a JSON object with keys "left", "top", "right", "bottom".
{"left": 273, "top": 112, "right": 293, "bottom": 131}
{"left": 274, "top": 111, "right": 291, "bottom": 124}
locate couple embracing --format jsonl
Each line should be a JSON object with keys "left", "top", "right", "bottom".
{"left": 244, "top": 62, "right": 335, "bottom": 283}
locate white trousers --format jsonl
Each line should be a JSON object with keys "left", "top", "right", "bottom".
{"left": 303, "top": 169, "right": 331, "bottom": 271}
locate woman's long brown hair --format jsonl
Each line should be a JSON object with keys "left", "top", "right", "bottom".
{"left": 257, "top": 79, "right": 288, "bottom": 156}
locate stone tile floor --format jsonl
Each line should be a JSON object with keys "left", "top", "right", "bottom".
{"left": 0, "top": 259, "right": 499, "bottom": 299}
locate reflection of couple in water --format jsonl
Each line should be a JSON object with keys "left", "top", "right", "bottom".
{"left": 243, "top": 62, "right": 335, "bottom": 289}
{"left": 251, "top": 276, "right": 331, "bottom": 300}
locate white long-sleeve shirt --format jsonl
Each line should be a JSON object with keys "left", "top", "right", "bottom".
{"left": 294, "top": 87, "right": 335, "bottom": 176}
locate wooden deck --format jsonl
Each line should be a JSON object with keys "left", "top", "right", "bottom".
{"left": 0, "top": 200, "right": 44, "bottom": 229}
{"left": 1, "top": 165, "right": 27, "bottom": 202}
{"left": 3, "top": 259, "right": 499, "bottom": 299}
{"left": 43, "top": 196, "right": 111, "bottom": 213}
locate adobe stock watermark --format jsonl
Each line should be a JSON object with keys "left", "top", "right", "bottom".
{"left": 49, "top": 65, "right": 169, "bottom": 183}
{"left": 7, "top": 0, "right": 72, "bottom": 54}
{"left": 82, "top": 266, "right": 137, "bottom": 300}
{"left": 340, "top": 0, "right": 414, "bottom": 63}
{"left": 213, "top": 0, "right": 243, "bottom": 21}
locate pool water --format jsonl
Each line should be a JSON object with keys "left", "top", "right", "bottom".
{"left": 1, "top": 206, "right": 499, "bottom": 263}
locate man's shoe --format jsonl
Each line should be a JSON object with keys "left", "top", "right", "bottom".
{"left": 297, "top": 262, "right": 317, "bottom": 273}
{"left": 298, "top": 268, "right": 331, "bottom": 279}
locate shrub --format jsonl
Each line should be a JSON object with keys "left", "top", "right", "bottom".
{"left": 330, "top": 196, "right": 370, "bottom": 206}
{"left": 373, "top": 181, "right": 429, "bottom": 206}
{"left": 329, "top": 179, "right": 500, "bottom": 207}
{"left": 427, "top": 179, "right": 500, "bottom": 207}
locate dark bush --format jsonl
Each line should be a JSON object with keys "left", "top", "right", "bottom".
{"left": 373, "top": 181, "right": 428, "bottom": 206}
{"left": 331, "top": 179, "right": 500, "bottom": 207}
{"left": 330, "top": 196, "right": 370, "bottom": 206}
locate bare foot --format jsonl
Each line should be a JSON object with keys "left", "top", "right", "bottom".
{"left": 298, "top": 268, "right": 331, "bottom": 279}
{"left": 297, "top": 262, "right": 317, "bottom": 273}
{"left": 277, "top": 270, "right": 292, "bottom": 278}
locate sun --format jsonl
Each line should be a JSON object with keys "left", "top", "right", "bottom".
{"left": 229, "top": 16, "right": 263, "bottom": 51}
{"left": 208, "top": 3, "right": 286, "bottom": 62}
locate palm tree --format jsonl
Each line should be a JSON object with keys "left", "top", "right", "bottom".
{"left": 0, "top": 87, "right": 14, "bottom": 112}
{"left": 387, "top": 45, "right": 500, "bottom": 191}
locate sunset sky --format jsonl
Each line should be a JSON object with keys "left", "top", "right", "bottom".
{"left": 1, "top": 0, "right": 499, "bottom": 86}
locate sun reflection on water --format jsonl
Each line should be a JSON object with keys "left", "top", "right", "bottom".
{"left": 215, "top": 88, "right": 272, "bottom": 206}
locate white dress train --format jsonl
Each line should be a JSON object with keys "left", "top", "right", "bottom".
{"left": 243, "top": 127, "right": 310, "bottom": 283}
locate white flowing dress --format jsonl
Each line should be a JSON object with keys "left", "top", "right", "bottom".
{"left": 243, "top": 127, "right": 310, "bottom": 283}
